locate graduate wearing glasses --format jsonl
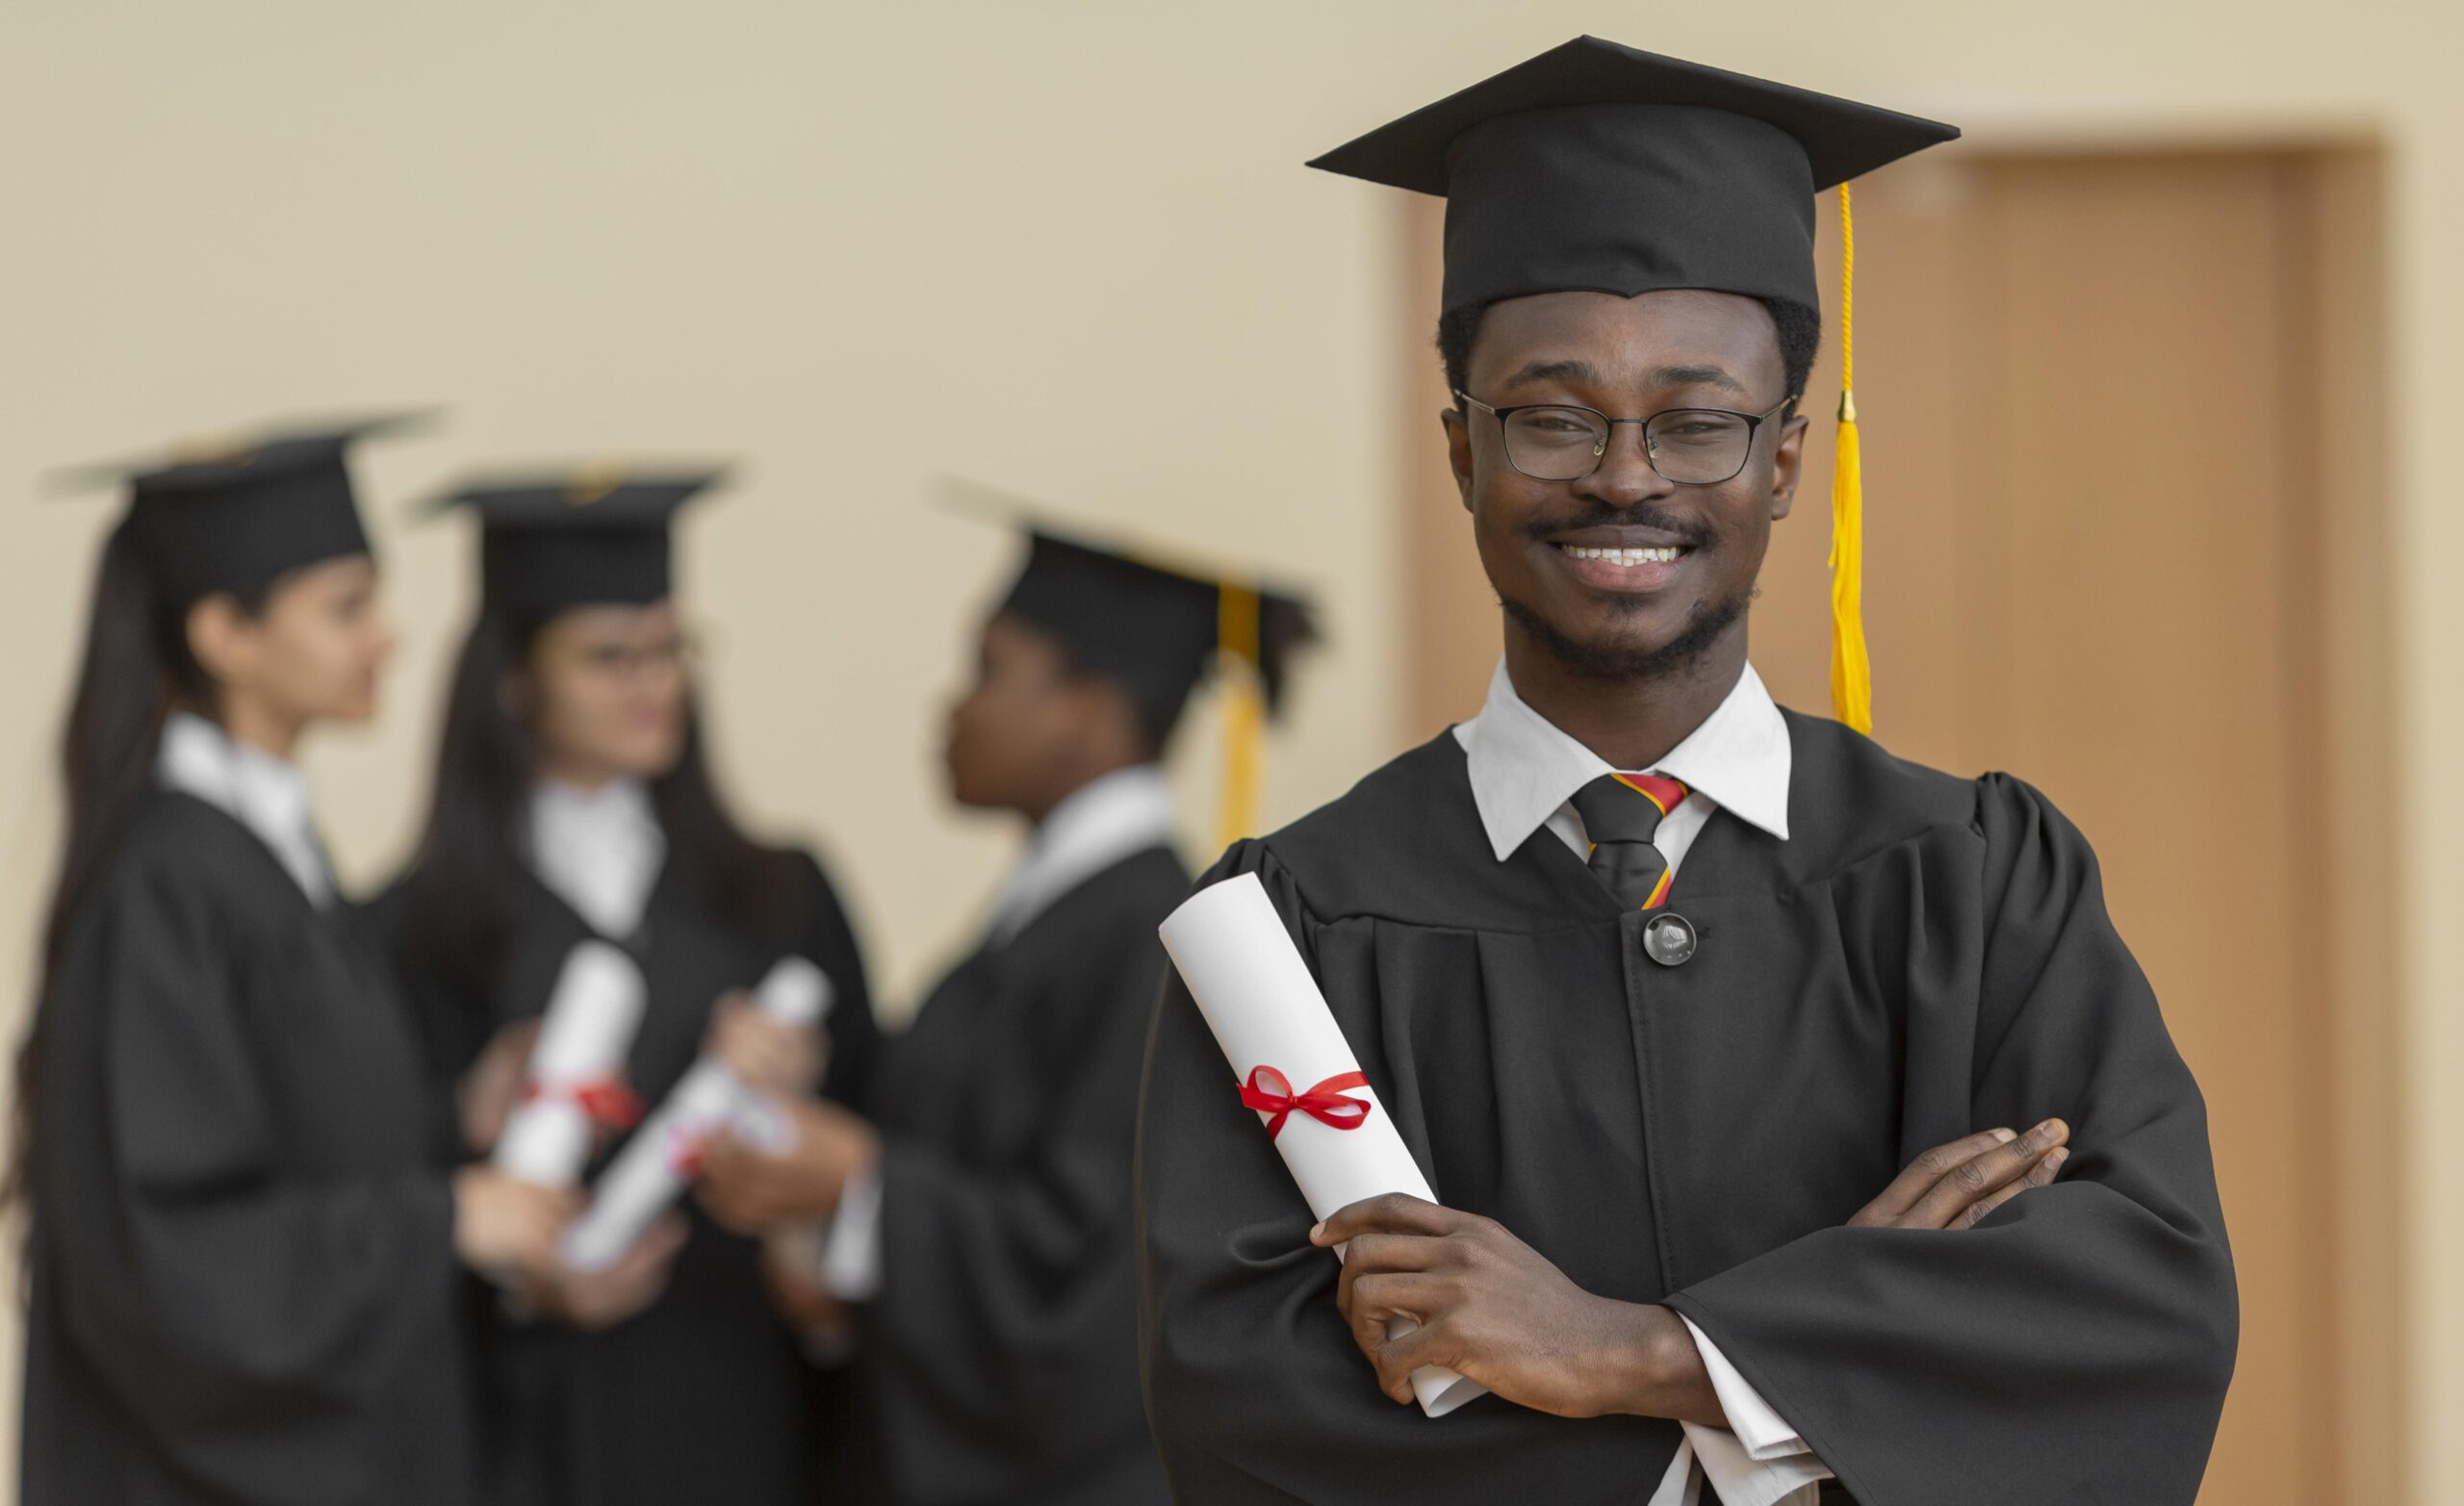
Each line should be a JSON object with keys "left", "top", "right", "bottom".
{"left": 373, "top": 468, "right": 881, "bottom": 1506}
{"left": 1136, "top": 40, "right": 2237, "bottom": 1506}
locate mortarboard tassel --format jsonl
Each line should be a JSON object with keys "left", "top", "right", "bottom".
{"left": 1827, "top": 182, "right": 1873, "bottom": 735}
{"left": 1216, "top": 584, "right": 1266, "bottom": 849}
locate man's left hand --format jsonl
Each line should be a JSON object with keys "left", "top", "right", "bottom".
{"left": 697, "top": 1097, "right": 880, "bottom": 1233}
{"left": 1313, "top": 1193, "right": 1699, "bottom": 1419}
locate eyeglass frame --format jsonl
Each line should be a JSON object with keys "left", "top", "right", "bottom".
{"left": 1451, "top": 390, "right": 1798, "bottom": 485}
{"left": 554, "top": 626, "right": 706, "bottom": 681}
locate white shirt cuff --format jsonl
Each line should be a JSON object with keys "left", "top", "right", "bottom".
{"left": 1678, "top": 1421, "right": 1832, "bottom": 1506}
{"left": 816, "top": 1165, "right": 884, "bottom": 1301}
{"left": 1659, "top": 1316, "right": 1830, "bottom": 1506}
{"left": 1681, "top": 1316, "right": 1819, "bottom": 1461}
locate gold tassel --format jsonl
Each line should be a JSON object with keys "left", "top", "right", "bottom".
{"left": 1216, "top": 584, "right": 1265, "bottom": 850}
{"left": 1828, "top": 182, "right": 1873, "bottom": 735}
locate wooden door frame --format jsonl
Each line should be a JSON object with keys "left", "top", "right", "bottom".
{"left": 2282, "top": 142, "right": 2403, "bottom": 1506}
{"left": 1387, "top": 138, "right": 2404, "bottom": 1506}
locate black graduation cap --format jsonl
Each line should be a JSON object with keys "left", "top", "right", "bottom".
{"left": 424, "top": 465, "right": 728, "bottom": 623}
{"left": 945, "top": 478, "right": 1319, "bottom": 838}
{"left": 998, "top": 526, "right": 1318, "bottom": 737}
{"left": 1307, "top": 35, "right": 1958, "bottom": 318}
{"left": 58, "top": 413, "right": 422, "bottom": 602}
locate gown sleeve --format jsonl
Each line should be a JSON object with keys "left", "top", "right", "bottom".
{"left": 33, "top": 861, "right": 461, "bottom": 1506}
{"left": 354, "top": 882, "right": 482, "bottom": 1168}
{"left": 1661, "top": 774, "right": 2240, "bottom": 1506}
{"left": 858, "top": 906, "right": 1164, "bottom": 1485}
{"left": 1136, "top": 842, "right": 1677, "bottom": 1504}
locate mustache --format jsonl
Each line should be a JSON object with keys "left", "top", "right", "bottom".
{"left": 1517, "top": 500, "right": 1717, "bottom": 549}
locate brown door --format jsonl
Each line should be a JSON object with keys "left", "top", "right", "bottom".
{"left": 1395, "top": 145, "right": 2397, "bottom": 1506}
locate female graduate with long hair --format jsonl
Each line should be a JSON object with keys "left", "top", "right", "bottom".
{"left": 13, "top": 418, "right": 575, "bottom": 1506}
{"left": 374, "top": 467, "right": 880, "bottom": 1506}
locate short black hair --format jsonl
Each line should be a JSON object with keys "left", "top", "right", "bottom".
{"left": 1437, "top": 295, "right": 1822, "bottom": 414}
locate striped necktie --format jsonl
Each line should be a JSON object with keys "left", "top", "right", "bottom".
{"left": 1569, "top": 772, "right": 1690, "bottom": 911}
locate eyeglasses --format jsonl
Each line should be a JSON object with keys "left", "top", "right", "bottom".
{"left": 1453, "top": 391, "right": 1795, "bottom": 485}
{"left": 565, "top": 630, "right": 702, "bottom": 680}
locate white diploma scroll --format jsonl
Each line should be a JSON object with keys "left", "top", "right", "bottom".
{"left": 493, "top": 940, "right": 649, "bottom": 1187}
{"left": 561, "top": 956, "right": 836, "bottom": 1271}
{"left": 1157, "top": 872, "right": 1487, "bottom": 1418}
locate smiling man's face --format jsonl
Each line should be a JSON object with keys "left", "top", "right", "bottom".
{"left": 1445, "top": 288, "right": 1808, "bottom": 678}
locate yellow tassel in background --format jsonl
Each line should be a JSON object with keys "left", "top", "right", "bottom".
{"left": 1828, "top": 182, "right": 1873, "bottom": 735}
{"left": 1216, "top": 583, "right": 1265, "bottom": 850}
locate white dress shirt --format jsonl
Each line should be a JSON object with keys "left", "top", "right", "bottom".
{"left": 155, "top": 711, "right": 334, "bottom": 907}
{"left": 528, "top": 778, "right": 667, "bottom": 939}
{"left": 812, "top": 764, "right": 1180, "bottom": 1310}
{"left": 1453, "top": 659, "right": 1828, "bottom": 1506}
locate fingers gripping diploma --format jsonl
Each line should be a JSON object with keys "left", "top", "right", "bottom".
{"left": 1313, "top": 1194, "right": 1708, "bottom": 1421}
{"left": 705, "top": 994, "right": 829, "bottom": 1099}
{"left": 528, "top": 1213, "right": 690, "bottom": 1332}
{"left": 695, "top": 1096, "right": 879, "bottom": 1235}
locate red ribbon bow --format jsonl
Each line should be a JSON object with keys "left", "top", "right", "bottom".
{"left": 523, "top": 1076, "right": 646, "bottom": 1132}
{"left": 1240, "top": 1065, "right": 1373, "bottom": 1140}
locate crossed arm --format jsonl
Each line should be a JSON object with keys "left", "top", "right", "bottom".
{"left": 1315, "top": 1119, "right": 2070, "bottom": 1421}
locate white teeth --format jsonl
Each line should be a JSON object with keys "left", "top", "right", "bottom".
{"left": 1562, "top": 545, "right": 1682, "bottom": 566}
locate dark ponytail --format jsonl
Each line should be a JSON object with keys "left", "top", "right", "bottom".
{"left": 8, "top": 519, "right": 265, "bottom": 1214}
{"left": 401, "top": 607, "right": 808, "bottom": 999}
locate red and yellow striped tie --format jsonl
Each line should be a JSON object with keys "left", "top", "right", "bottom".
{"left": 1568, "top": 772, "right": 1690, "bottom": 911}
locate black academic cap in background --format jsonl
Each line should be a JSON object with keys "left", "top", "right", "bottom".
{"left": 942, "top": 477, "right": 1318, "bottom": 747}
{"left": 56, "top": 411, "right": 426, "bottom": 601}
{"left": 423, "top": 464, "right": 728, "bottom": 623}
{"left": 1307, "top": 36, "right": 1958, "bottom": 316}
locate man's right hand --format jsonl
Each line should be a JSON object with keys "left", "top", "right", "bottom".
{"left": 526, "top": 1213, "right": 690, "bottom": 1332}
{"left": 1849, "top": 1120, "right": 2071, "bottom": 1230}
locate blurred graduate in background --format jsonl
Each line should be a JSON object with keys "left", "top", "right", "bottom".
{"left": 371, "top": 466, "right": 882, "bottom": 1506}
{"left": 13, "top": 419, "right": 575, "bottom": 1506}
{"left": 694, "top": 493, "right": 1315, "bottom": 1506}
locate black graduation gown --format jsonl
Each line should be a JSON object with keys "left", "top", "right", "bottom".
{"left": 22, "top": 790, "right": 472, "bottom": 1506}
{"left": 850, "top": 844, "right": 1183, "bottom": 1506}
{"left": 1137, "top": 716, "right": 2239, "bottom": 1506}
{"left": 371, "top": 849, "right": 880, "bottom": 1506}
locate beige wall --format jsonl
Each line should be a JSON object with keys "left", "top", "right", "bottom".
{"left": 1, "top": 3, "right": 2453, "bottom": 1497}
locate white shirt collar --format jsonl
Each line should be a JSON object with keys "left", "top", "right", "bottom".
{"left": 1452, "top": 658, "right": 1792, "bottom": 863}
{"left": 528, "top": 778, "right": 668, "bottom": 939}
{"left": 987, "top": 764, "right": 1177, "bottom": 946}
{"left": 156, "top": 711, "right": 333, "bottom": 906}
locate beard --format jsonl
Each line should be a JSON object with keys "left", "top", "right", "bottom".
{"left": 1499, "top": 580, "right": 1754, "bottom": 682}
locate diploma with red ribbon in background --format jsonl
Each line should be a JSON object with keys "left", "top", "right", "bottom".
{"left": 1158, "top": 872, "right": 1487, "bottom": 1418}
{"left": 559, "top": 955, "right": 834, "bottom": 1272}
{"left": 495, "top": 940, "right": 649, "bottom": 1187}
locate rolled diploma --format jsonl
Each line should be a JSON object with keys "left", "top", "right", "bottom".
{"left": 1157, "top": 872, "right": 1487, "bottom": 1418}
{"left": 561, "top": 956, "right": 835, "bottom": 1271}
{"left": 494, "top": 940, "right": 648, "bottom": 1187}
